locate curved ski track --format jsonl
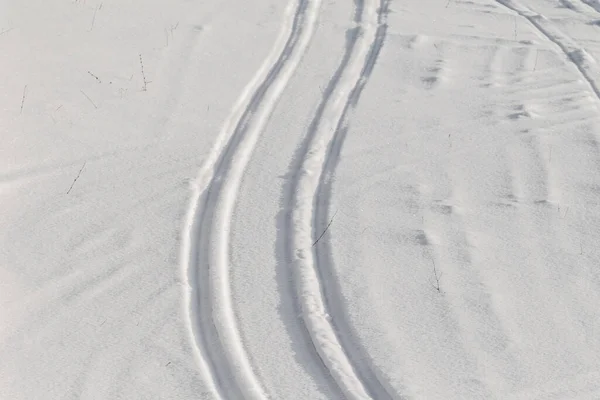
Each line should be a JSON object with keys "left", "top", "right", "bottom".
{"left": 495, "top": 0, "right": 600, "bottom": 102}
{"left": 182, "top": 0, "right": 321, "bottom": 398}
{"left": 580, "top": 0, "right": 600, "bottom": 13}
{"left": 282, "top": 0, "right": 398, "bottom": 399}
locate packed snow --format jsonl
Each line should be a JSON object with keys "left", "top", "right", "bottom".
{"left": 2, "top": 0, "right": 600, "bottom": 399}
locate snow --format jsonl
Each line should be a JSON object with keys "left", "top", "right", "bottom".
{"left": 2, "top": 0, "right": 600, "bottom": 399}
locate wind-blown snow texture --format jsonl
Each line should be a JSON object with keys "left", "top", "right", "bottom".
{"left": 2, "top": 0, "right": 600, "bottom": 399}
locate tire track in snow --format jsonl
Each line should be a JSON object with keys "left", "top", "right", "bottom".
{"left": 181, "top": 0, "right": 321, "bottom": 398}
{"left": 282, "top": 0, "right": 398, "bottom": 399}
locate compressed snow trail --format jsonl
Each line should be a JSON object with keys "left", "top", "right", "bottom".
{"left": 495, "top": 0, "right": 600, "bottom": 100}
{"left": 181, "top": 0, "right": 321, "bottom": 398}
{"left": 312, "top": 0, "right": 398, "bottom": 399}
{"left": 281, "top": 0, "right": 396, "bottom": 399}
{"left": 580, "top": 0, "right": 600, "bottom": 13}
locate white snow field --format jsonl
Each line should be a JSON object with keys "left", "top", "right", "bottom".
{"left": 2, "top": 0, "right": 600, "bottom": 398}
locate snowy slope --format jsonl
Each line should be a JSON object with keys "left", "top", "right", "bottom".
{"left": 2, "top": 0, "right": 600, "bottom": 399}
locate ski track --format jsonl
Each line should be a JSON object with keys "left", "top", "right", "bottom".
{"left": 484, "top": 39, "right": 599, "bottom": 130}
{"left": 495, "top": 0, "right": 600, "bottom": 102}
{"left": 181, "top": 0, "right": 321, "bottom": 398}
{"left": 580, "top": 0, "right": 600, "bottom": 13}
{"left": 282, "top": 0, "right": 398, "bottom": 399}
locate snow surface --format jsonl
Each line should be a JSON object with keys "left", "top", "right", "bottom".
{"left": 2, "top": 0, "right": 600, "bottom": 399}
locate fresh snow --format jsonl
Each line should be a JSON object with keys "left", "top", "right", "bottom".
{"left": 2, "top": 0, "right": 600, "bottom": 399}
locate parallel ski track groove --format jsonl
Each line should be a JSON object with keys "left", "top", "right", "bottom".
{"left": 182, "top": 0, "right": 320, "bottom": 398}
{"left": 494, "top": 0, "right": 600, "bottom": 102}
{"left": 579, "top": 0, "right": 600, "bottom": 13}
{"left": 314, "top": 1, "right": 400, "bottom": 399}
{"left": 282, "top": 0, "right": 399, "bottom": 398}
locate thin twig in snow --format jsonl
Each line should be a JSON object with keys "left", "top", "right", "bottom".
{"left": 139, "top": 54, "right": 148, "bottom": 91}
{"left": 20, "top": 85, "right": 27, "bottom": 113}
{"left": 88, "top": 70, "right": 101, "bottom": 83}
{"left": 67, "top": 162, "right": 86, "bottom": 194}
{"left": 80, "top": 90, "right": 97, "bottom": 108}
{"left": 166, "top": 21, "right": 180, "bottom": 45}
{"left": 312, "top": 209, "right": 338, "bottom": 247}
{"left": 89, "top": 4, "right": 101, "bottom": 31}
{"left": 431, "top": 258, "right": 441, "bottom": 292}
